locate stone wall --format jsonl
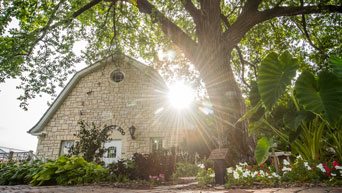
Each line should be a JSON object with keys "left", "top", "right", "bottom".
{"left": 36, "top": 59, "right": 185, "bottom": 159}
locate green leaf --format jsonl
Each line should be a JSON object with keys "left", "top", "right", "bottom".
{"left": 258, "top": 51, "right": 298, "bottom": 110}
{"left": 255, "top": 137, "right": 273, "bottom": 165}
{"left": 283, "top": 110, "right": 307, "bottom": 131}
{"left": 295, "top": 70, "right": 342, "bottom": 127}
{"left": 236, "top": 101, "right": 261, "bottom": 123}
{"left": 289, "top": 127, "right": 303, "bottom": 143}
{"left": 328, "top": 56, "right": 342, "bottom": 78}
{"left": 248, "top": 117, "right": 264, "bottom": 135}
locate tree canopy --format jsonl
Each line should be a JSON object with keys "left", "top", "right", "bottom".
{"left": 1, "top": 0, "right": 341, "bottom": 162}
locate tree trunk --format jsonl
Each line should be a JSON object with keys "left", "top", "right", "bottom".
{"left": 195, "top": 46, "right": 255, "bottom": 164}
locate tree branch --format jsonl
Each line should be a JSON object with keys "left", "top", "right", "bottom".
{"left": 72, "top": 0, "right": 104, "bottom": 18}
{"left": 259, "top": 5, "right": 342, "bottom": 23}
{"left": 136, "top": 0, "right": 198, "bottom": 60}
{"left": 220, "top": 14, "right": 230, "bottom": 29}
{"left": 293, "top": 16, "right": 323, "bottom": 54}
{"left": 223, "top": 4, "right": 342, "bottom": 50}
{"left": 235, "top": 46, "right": 251, "bottom": 88}
{"left": 27, "top": 0, "right": 67, "bottom": 56}
{"left": 181, "top": 0, "right": 201, "bottom": 26}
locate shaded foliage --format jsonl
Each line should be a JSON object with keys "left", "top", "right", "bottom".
{"left": 68, "top": 120, "right": 114, "bottom": 163}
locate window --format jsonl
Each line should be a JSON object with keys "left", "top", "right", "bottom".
{"left": 107, "top": 146, "right": 117, "bottom": 158}
{"left": 151, "top": 138, "right": 163, "bottom": 152}
{"left": 110, "top": 70, "right": 125, "bottom": 83}
{"left": 59, "top": 140, "right": 74, "bottom": 156}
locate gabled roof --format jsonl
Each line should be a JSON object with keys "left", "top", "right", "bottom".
{"left": 28, "top": 54, "right": 165, "bottom": 135}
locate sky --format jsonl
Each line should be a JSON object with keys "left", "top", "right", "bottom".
{"left": 0, "top": 80, "right": 50, "bottom": 151}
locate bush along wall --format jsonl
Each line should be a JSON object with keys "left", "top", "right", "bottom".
{"left": 107, "top": 151, "right": 176, "bottom": 182}
{"left": 0, "top": 156, "right": 108, "bottom": 186}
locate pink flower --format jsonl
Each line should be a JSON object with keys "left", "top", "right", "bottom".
{"left": 149, "top": 175, "right": 152, "bottom": 179}
{"left": 159, "top": 174, "right": 165, "bottom": 178}
{"left": 156, "top": 178, "right": 160, "bottom": 181}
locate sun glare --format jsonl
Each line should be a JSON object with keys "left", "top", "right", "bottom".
{"left": 168, "top": 82, "right": 195, "bottom": 109}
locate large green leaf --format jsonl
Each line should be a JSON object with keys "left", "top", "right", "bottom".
{"left": 257, "top": 51, "right": 298, "bottom": 110}
{"left": 328, "top": 56, "right": 342, "bottom": 79}
{"left": 295, "top": 70, "right": 342, "bottom": 127}
{"left": 283, "top": 110, "right": 307, "bottom": 131}
{"left": 255, "top": 137, "right": 273, "bottom": 165}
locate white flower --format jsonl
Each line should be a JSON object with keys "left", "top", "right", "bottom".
{"left": 272, "top": 172, "right": 280, "bottom": 179}
{"left": 304, "top": 162, "right": 311, "bottom": 170}
{"left": 251, "top": 171, "right": 258, "bottom": 178}
{"left": 242, "top": 170, "right": 250, "bottom": 178}
{"left": 259, "top": 170, "right": 265, "bottom": 176}
{"left": 282, "top": 167, "right": 291, "bottom": 172}
{"left": 296, "top": 154, "right": 303, "bottom": 159}
{"left": 283, "top": 159, "right": 290, "bottom": 166}
{"left": 239, "top": 162, "right": 248, "bottom": 166}
{"left": 317, "top": 164, "right": 326, "bottom": 173}
{"left": 340, "top": 171, "right": 342, "bottom": 176}
{"left": 335, "top": 166, "right": 342, "bottom": 170}
{"left": 227, "top": 167, "right": 233, "bottom": 173}
{"left": 233, "top": 171, "right": 239, "bottom": 179}
{"left": 236, "top": 166, "right": 243, "bottom": 172}
{"left": 268, "top": 175, "right": 273, "bottom": 178}
{"left": 197, "top": 164, "right": 205, "bottom": 169}
{"left": 331, "top": 173, "right": 337, "bottom": 177}
{"left": 209, "top": 173, "right": 215, "bottom": 177}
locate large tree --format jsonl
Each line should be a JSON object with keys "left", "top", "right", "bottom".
{"left": 1, "top": 0, "right": 341, "bottom": 162}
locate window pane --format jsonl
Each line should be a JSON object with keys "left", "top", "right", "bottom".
{"left": 151, "top": 138, "right": 163, "bottom": 152}
{"left": 107, "top": 146, "right": 117, "bottom": 158}
{"left": 59, "top": 140, "right": 74, "bottom": 156}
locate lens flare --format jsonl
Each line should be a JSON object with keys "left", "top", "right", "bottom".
{"left": 168, "top": 82, "right": 194, "bottom": 109}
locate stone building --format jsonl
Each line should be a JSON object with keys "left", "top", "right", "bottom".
{"left": 28, "top": 55, "right": 192, "bottom": 164}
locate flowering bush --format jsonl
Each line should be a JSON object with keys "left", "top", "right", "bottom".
{"left": 225, "top": 162, "right": 280, "bottom": 188}
{"left": 148, "top": 173, "right": 165, "bottom": 185}
{"left": 225, "top": 158, "right": 342, "bottom": 187}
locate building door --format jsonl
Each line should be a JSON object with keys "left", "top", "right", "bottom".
{"left": 103, "top": 140, "right": 122, "bottom": 165}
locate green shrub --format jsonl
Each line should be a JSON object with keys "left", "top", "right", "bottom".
{"left": 0, "top": 160, "right": 41, "bottom": 185}
{"left": 132, "top": 152, "right": 176, "bottom": 181}
{"left": 30, "top": 155, "right": 108, "bottom": 186}
{"left": 106, "top": 152, "right": 176, "bottom": 182}
{"left": 196, "top": 168, "right": 215, "bottom": 187}
{"left": 107, "top": 159, "right": 135, "bottom": 181}
{"left": 173, "top": 161, "right": 199, "bottom": 178}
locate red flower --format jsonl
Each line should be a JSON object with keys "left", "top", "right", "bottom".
{"left": 323, "top": 163, "right": 327, "bottom": 167}
{"left": 325, "top": 167, "right": 331, "bottom": 173}
{"left": 333, "top": 161, "right": 339, "bottom": 169}
{"left": 260, "top": 164, "right": 263, "bottom": 169}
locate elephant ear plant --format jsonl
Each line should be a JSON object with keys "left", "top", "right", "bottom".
{"left": 239, "top": 52, "right": 342, "bottom": 165}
